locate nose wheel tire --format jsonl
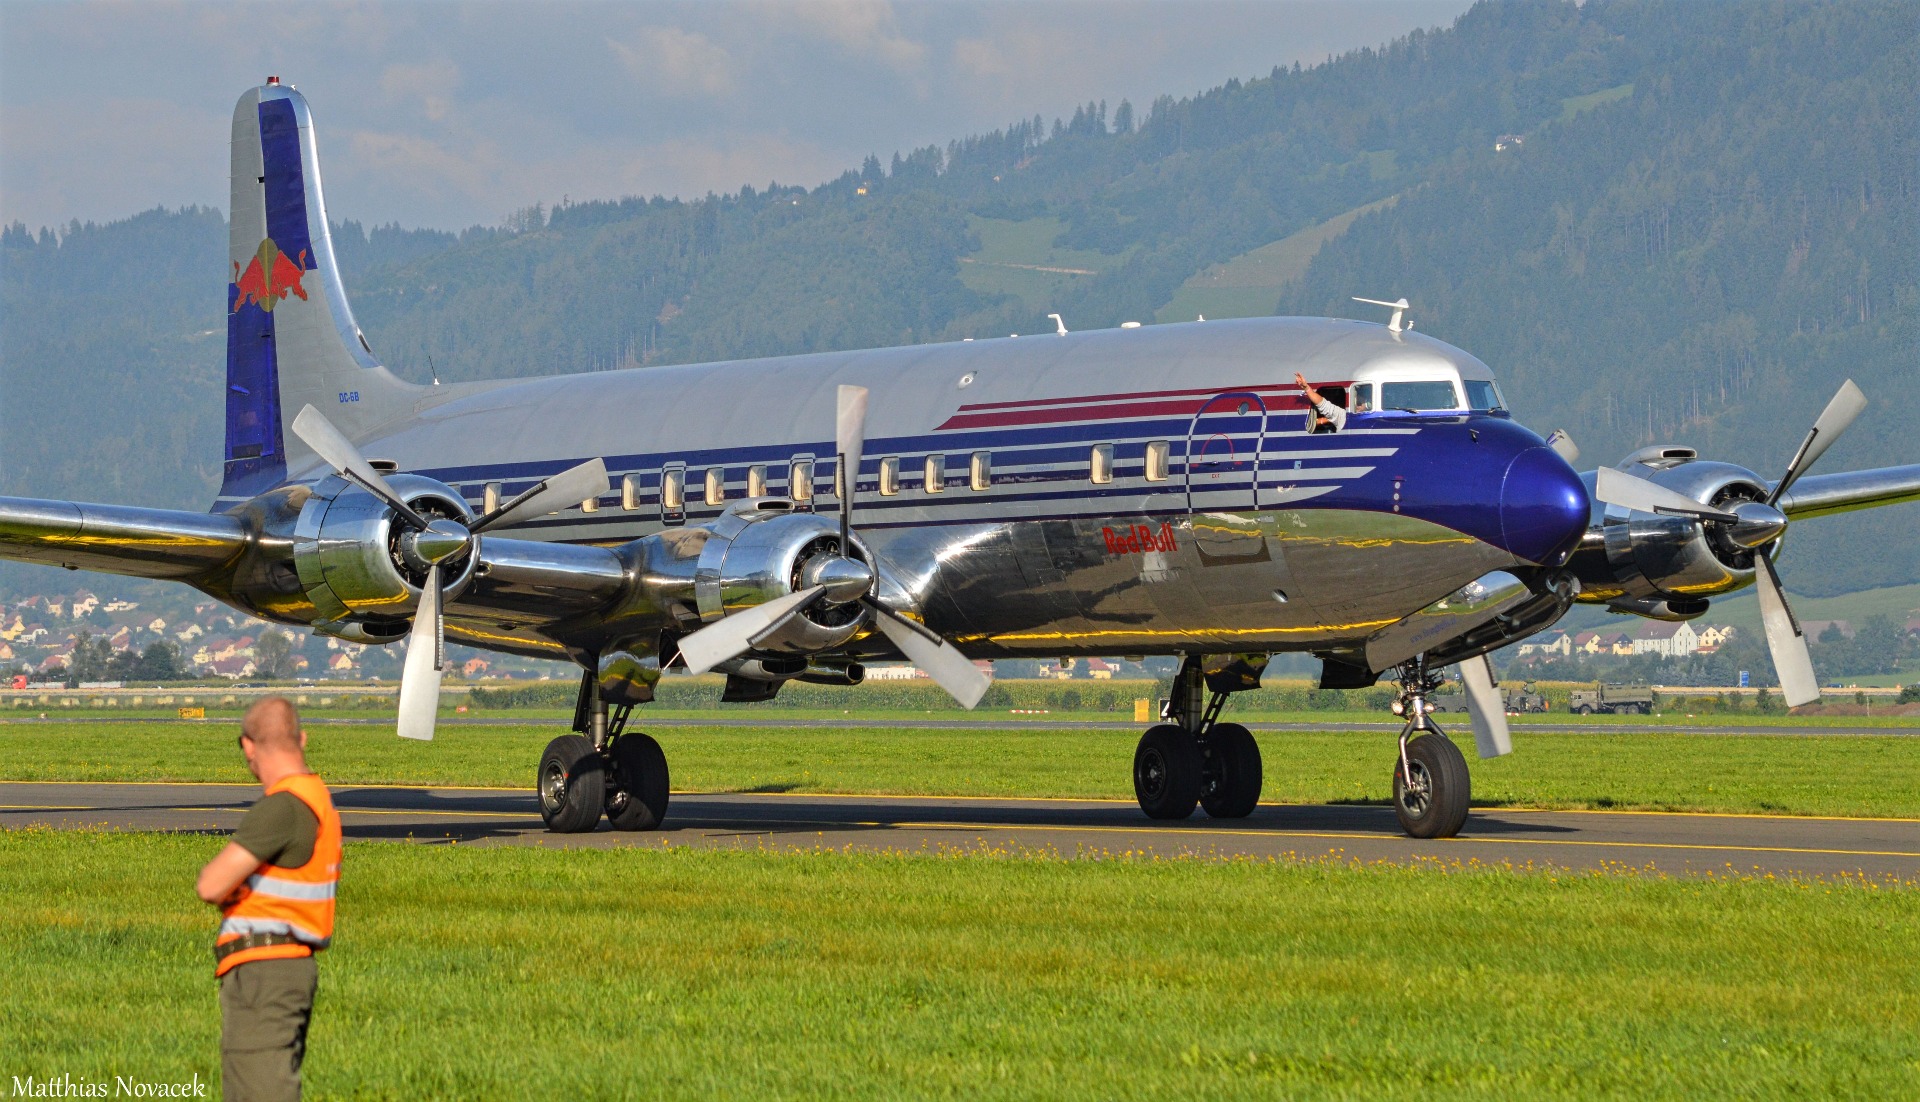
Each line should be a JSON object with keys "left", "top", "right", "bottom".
{"left": 1133, "top": 724, "right": 1202, "bottom": 820}
{"left": 1199, "top": 722, "right": 1262, "bottom": 818}
{"left": 605, "top": 732, "right": 670, "bottom": 832}
{"left": 1392, "top": 734, "right": 1470, "bottom": 839}
{"left": 538, "top": 734, "right": 606, "bottom": 834}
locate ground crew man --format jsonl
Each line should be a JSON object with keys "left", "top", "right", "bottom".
{"left": 196, "top": 697, "right": 340, "bottom": 1102}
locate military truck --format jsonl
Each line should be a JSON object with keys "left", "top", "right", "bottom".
{"left": 1428, "top": 683, "right": 1549, "bottom": 714}
{"left": 1568, "top": 682, "right": 1656, "bottom": 715}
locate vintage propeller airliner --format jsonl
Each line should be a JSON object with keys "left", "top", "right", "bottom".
{"left": 5, "top": 82, "right": 1917, "bottom": 837}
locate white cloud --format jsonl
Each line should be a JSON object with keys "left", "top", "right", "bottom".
{"left": 771, "top": 1, "right": 925, "bottom": 72}
{"left": 609, "top": 27, "right": 735, "bottom": 98}
{"left": 379, "top": 59, "right": 461, "bottom": 123}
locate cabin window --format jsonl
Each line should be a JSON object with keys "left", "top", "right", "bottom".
{"left": 580, "top": 495, "right": 599, "bottom": 513}
{"left": 661, "top": 469, "right": 684, "bottom": 510}
{"left": 621, "top": 474, "right": 640, "bottom": 511}
{"left": 970, "top": 451, "right": 991, "bottom": 491}
{"left": 1463, "top": 380, "right": 1505, "bottom": 411}
{"left": 879, "top": 457, "right": 900, "bottom": 496}
{"left": 1380, "top": 380, "right": 1461, "bottom": 411}
{"left": 790, "top": 460, "right": 814, "bottom": 500}
{"left": 745, "top": 465, "right": 768, "bottom": 497}
{"left": 1144, "top": 441, "right": 1170, "bottom": 482}
{"left": 483, "top": 483, "right": 502, "bottom": 514}
{"left": 1090, "top": 444, "right": 1114, "bottom": 484}
{"left": 924, "top": 454, "right": 946, "bottom": 493}
{"left": 704, "top": 468, "right": 725, "bottom": 506}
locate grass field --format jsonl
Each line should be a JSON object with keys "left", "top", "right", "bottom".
{"left": 2, "top": 831, "right": 1913, "bottom": 1100}
{"left": 4, "top": 720, "right": 1917, "bottom": 817}
{"left": 1155, "top": 194, "right": 1400, "bottom": 323}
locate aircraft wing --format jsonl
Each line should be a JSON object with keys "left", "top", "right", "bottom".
{"left": 1773, "top": 464, "right": 1920, "bottom": 520}
{"left": 0, "top": 495, "right": 250, "bottom": 580}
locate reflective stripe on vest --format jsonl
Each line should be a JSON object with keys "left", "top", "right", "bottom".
{"left": 216, "top": 773, "right": 341, "bottom": 976}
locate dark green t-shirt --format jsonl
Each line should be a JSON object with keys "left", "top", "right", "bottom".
{"left": 233, "top": 790, "right": 319, "bottom": 868}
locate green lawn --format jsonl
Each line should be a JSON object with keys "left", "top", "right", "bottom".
{"left": 1, "top": 831, "right": 1913, "bottom": 1100}
{"left": 4, "top": 720, "right": 1916, "bottom": 817}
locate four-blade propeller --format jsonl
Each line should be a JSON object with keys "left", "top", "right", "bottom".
{"left": 673, "top": 385, "right": 992, "bottom": 709}
{"left": 291, "top": 405, "right": 609, "bottom": 740}
{"left": 1589, "top": 380, "right": 1867, "bottom": 707}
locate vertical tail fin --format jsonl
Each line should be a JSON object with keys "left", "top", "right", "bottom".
{"left": 221, "top": 79, "right": 417, "bottom": 504}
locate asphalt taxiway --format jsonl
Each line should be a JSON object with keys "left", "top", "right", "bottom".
{"left": 3, "top": 781, "right": 1913, "bottom": 878}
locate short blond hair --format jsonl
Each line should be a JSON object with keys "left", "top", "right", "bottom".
{"left": 241, "top": 696, "right": 302, "bottom": 752}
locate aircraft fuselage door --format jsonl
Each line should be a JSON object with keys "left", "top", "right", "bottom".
{"left": 1185, "top": 392, "right": 1265, "bottom": 513}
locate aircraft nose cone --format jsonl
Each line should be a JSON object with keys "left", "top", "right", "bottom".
{"left": 412, "top": 518, "right": 472, "bottom": 565}
{"left": 1724, "top": 501, "right": 1788, "bottom": 549}
{"left": 801, "top": 555, "right": 874, "bottom": 605}
{"left": 1500, "top": 446, "right": 1590, "bottom": 567}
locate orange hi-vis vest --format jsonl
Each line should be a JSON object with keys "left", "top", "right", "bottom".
{"left": 215, "top": 772, "right": 341, "bottom": 977}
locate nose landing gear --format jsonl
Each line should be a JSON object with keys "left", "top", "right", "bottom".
{"left": 1130, "top": 656, "right": 1264, "bottom": 820}
{"left": 1389, "top": 657, "right": 1471, "bottom": 838}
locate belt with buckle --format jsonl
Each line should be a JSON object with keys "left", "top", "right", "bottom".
{"left": 214, "top": 932, "right": 304, "bottom": 962}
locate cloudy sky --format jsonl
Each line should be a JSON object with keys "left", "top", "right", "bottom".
{"left": 1, "top": 1, "right": 1470, "bottom": 233}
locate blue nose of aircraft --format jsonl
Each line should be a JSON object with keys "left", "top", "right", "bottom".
{"left": 1500, "top": 446, "right": 1591, "bottom": 567}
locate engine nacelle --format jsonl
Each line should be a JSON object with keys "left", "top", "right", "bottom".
{"left": 1573, "top": 452, "right": 1773, "bottom": 609}
{"left": 292, "top": 473, "right": 478, "bottom": 629}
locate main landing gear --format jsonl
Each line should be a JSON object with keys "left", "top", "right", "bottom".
{"left": 1389, "top": 657, "right": 1471, "bottom": 839}
{"left": 1131, "top": 656, "right": 1263, "bottom": 820}
{"left": 538, "top": 671, "right": 671, "bottom": 834}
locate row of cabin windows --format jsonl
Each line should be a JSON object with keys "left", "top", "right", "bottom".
{"left": 490, "top": 441, "right": 1174, "bottom": 515}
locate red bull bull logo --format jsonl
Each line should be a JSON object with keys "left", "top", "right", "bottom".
{"left": 231, "top": 237, "right": 309, "bottom": 313}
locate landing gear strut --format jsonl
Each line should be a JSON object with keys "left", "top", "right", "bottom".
{"left": 1389, "top": 657, "right": 1471, "bottom": 838}
{"left": 1130, "top": 656, "right": 1263, "bottom": 820}
{"left": 539, "top": 668, "right": 671, "bottom": 834}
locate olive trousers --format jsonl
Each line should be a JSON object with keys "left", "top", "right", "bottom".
{"left": 219, "top": 956, "right": 318, "bottom": 1102}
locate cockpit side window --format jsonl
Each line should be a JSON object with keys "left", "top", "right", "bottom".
{"left": 1351, "top": 383, "right": 1374, "bottom": 413}
{"left": 1379, "top": 380, "right": 1461, "bottom": 412}
{"left": 1463, "top": 380, "right": 1505, "bottom": 411}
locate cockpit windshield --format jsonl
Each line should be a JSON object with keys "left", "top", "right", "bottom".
{"left": 1463, "top": 379, "right": 1506, "bottom": 411}
{"left": 1379, "top": 380, "right": 1461, "bottom": 412}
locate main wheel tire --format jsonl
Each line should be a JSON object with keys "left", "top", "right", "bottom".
{"left": 1576, "top": 705, "right": 1594, "bottom": 715}
{"left": 605, "top": 732, "right": 670, "bottom": 831}
{"left": 538, "top": 734, "right": 605, "bottom": 834}
{"left": 1392, "top": 734, "right": 1470, "bottom": 839}
{"left": 1199, "top": 722, "right": 1262, "bottom": 818}
{"left": 1133, "top": 724, "right": 1201, "bottom": 820}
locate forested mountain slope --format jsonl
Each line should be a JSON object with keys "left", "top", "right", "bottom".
{"left": 2, "top": 0, "right": 1913, "bottom": 594}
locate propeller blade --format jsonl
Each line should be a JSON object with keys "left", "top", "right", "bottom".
{"left": 469, "top": 457, "right": 610, "bottom": 533}
{"left": 863, "top": 600, "right": 991, "bottom": 710}
{"left": 1594, "top": 467, "right": 1739, "bottom": 524}
{"left": 1544, "top": 429, "right": 1579, "bottom": 465}
{"left": 836, "top": 385, "right": 868, "bottom": 545}
{"left": 1753, "top": 553, "right": 1820, "bottom": 708}
{"left": 675, "top": 587, "right": 826, "bottom": 677}
{"left": 1457, "top": 654, "right": 1512, "bottom": 759}
{"left": 396, "top": 562, "right": 445, "bottom": 741}
{"left": 1769, "top": 380, "right": 1866, "bottom": 505}
{"left": 291, "top": 405, "right": 430, "bottom": 529}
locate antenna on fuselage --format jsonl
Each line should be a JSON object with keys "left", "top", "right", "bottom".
{"left": 1047, "top": 313, "right": 1068, "bottom": 336}
{"left": 1352, "top": 296, "right": 1412, "bottom": 334}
